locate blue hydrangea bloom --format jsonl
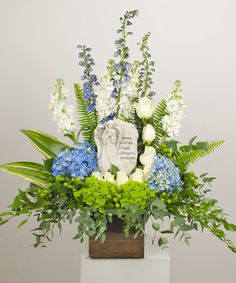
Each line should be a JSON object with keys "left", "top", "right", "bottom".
{"left": 52, "top": 142, "right": 98, "bottom": 179}
{"left": 148, "top": 154, "right": 182, "bottom": 194}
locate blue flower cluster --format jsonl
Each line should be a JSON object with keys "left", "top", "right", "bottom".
{"left": 148, "top": 154, "right": 182, "bottom": 194}
{"left": 83, "top": 81, "right": 96, "bottom": 111}
{"left": 113, "top": 62, "right": 132, "bottom": 87}
{"left": 101, "top": 112, "right": 116, "bottom": 124}
{"left": 52, "top": 142, "right": 98, "bottom": 179}
{"left": 77, "top": 45, "right": 98, "bottom": 112}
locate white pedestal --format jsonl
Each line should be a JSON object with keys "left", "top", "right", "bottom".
{"left": 80, "top": 232, "right": 170, "bottom": 283}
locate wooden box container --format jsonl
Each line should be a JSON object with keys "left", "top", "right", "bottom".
{"left": 89, "top": 218, "right": 144, "bottom": 259}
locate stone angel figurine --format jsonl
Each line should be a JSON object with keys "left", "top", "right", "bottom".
{"left": 94, "top": 119, "right": 138, "bottom": 174}
{"left": 94, "top": 120, "right": 123, "bottom": 173}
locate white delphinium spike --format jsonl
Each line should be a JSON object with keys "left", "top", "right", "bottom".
{"left": 162, "top": 80, "right": 187, "bottom": 138}
{"left": 94, "top": 72, "right": 117, "bottom": 122}
{"left": 49, "top": 79, "right": 76, "bottom": 135}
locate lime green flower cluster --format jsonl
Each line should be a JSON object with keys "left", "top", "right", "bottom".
{"left": 120, "top": 180, "right": 156, "bottom": 209}
{"left": 73, "top": 176, "right": 156, "bottom": 212}
{"left": 183, "top": 171, "right": 199, "bottom": 189}
{"left": 52, "top": 175, "right": 82, "bottom": 189}
{"left": 158, "top": 143, "right": 172, "bottom": 158}
{"left": 159, "top": 191, "right": 181, "bottom": 204}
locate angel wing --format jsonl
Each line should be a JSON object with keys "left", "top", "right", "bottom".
{"left": 115, "top": 126, "right": 123, "bottom": 148}
{"left": 94, "top": 124, "right": 105, "bottom": 159}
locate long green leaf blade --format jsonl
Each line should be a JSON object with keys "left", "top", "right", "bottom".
{"left": 0, "top": 161, "right": 51, "bottom": 187}
{"left": 21, "top": 130, "right": 69, "bottom": 158}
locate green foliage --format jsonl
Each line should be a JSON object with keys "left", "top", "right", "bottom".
{"left": 74, "top": 83, "right": 97, "bottom": 142}
{"left": 151, "top": 99, "right": 167, "bottom": 146}
{"left": 0, "top": 171, "right": 235, "bottom": 253}
{"left": 0, "top": 162, "right": 52, "bottom": 187}
{"left": 0, "top": 176, "right": 153, "bottom": 246}
{"left": 6, "top": 177, "right": 81, "bottom": 247}
{"left": 162, "top": 171, "right": 236, "bottom": 252}
{"left": 0, "top": 211, "right": 14, "bottom": 226}
{"left": 21, "top": 129, "right": 69, "bottom": 159}
{"left": 173, "top": 139, "right": 224, "bottom": 171}
{"left": 109, "top": 164, "right": 120, "bottom": 177}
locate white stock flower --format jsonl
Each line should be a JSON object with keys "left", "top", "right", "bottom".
{"left": 162, "top": 81, "right": 186, "bottom": 138}
{"left": 139, "top": 146, "right": 156, "bottom": 166}
{"left": 49, "top": 79, "right": 76, "bottom": 135}
{"left": 119, "top": 68, "right": 139, "bottom": 119}
{"left": 116, "top": 171, "right": 129, "bottom": 186}
{"left": 119, "top": 96, "right": 133, "bottom": 118}
{"left": 94, "top": 72, "right": 117, "bottom": 122}
{"left": 142, "top": 124, "right": 156, "bottom": 143}
{"left": 129, "top": 168, "right": 144, "bottom": 182}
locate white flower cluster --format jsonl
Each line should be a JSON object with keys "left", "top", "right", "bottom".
{"left": 119, "top": 68, "right": 139, "bottom": 119}
{"left": 92, "top": 171, "right": 129, "bottom": 186}
{"left": 49, "top": 79, "right": 76, "bottom": 135}
{"left": 162, "top": 81, "right": 186, "bottom": 138}
{"left": 94, "top": 72, "right": 117, "bottom": 122}
{"left": 92, "top": 168, "right": 145, "bottom": 186}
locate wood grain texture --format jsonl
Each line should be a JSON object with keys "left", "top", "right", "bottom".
{"left": 89, "top": 218, "right": 144, "bottom": 259}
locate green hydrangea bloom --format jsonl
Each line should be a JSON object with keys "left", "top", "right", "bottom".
{"left": 74, "top": 177, "right": 156, "bottom": 212}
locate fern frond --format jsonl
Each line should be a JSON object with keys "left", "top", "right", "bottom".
{"left": 74, "top": 83, "right": 97, "bottom": 143}
{"left": 152, "top": 98, "right": 167, "bottom": 146}
{"left": 173, "top": 140, "right": 224, "bottom": 170}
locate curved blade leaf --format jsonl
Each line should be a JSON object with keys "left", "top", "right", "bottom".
{"left": 0, "top": 161, "right": 52, "bottom": 187}
{"left": 21, "top": 129, "right": 69, "bottom": 158}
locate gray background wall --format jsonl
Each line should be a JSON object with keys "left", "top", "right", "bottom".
{"left": 0, "top": 0, "right": 236, "bottom": 282}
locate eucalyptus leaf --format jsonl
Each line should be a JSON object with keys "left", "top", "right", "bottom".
{"left": 152, "top": 223, "right": 160, "bottom": 231}
{"left": 18, "top": 218, "right": 28, "bottom": 229}
{"left": 222, "top": 221, "right": 236, "bottom": 232}
{"left": 180, "top": 224, "right": 193, "bottom": 231}
{"left": 151, "top": 199, "right": 166, "bottom": 210}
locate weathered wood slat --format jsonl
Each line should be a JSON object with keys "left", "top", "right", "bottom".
{"left": 89, "top": 218, "right": 144, "bottom": 258}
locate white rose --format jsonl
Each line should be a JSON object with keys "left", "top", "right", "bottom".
{"left": 142, "top": 124, "right": 156, "bottom": 143}
{"left": 134, "top": 97, "right": 155, "bottom": 119}
{"left": 116, "top": 171, "right": 129, "bottom": 186}
{"left": 92, "top": 172, "right": 102, "bottom": 180}
{"left": 103, "top": 172, "right": 115, "bottom": 183}
{"left": 129, "top": 168, "right": 144, "bottom": 183}
{"left": 139, "top": 146, "right": 156, "bottom": 166}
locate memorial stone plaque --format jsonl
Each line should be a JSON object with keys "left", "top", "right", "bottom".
{"left": 94, "top": 119, "right": 138, "bottom": 175}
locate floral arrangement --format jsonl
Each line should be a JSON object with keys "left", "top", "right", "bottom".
{"left": 1, "top": 10, "right": 236, "bottom": 253}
